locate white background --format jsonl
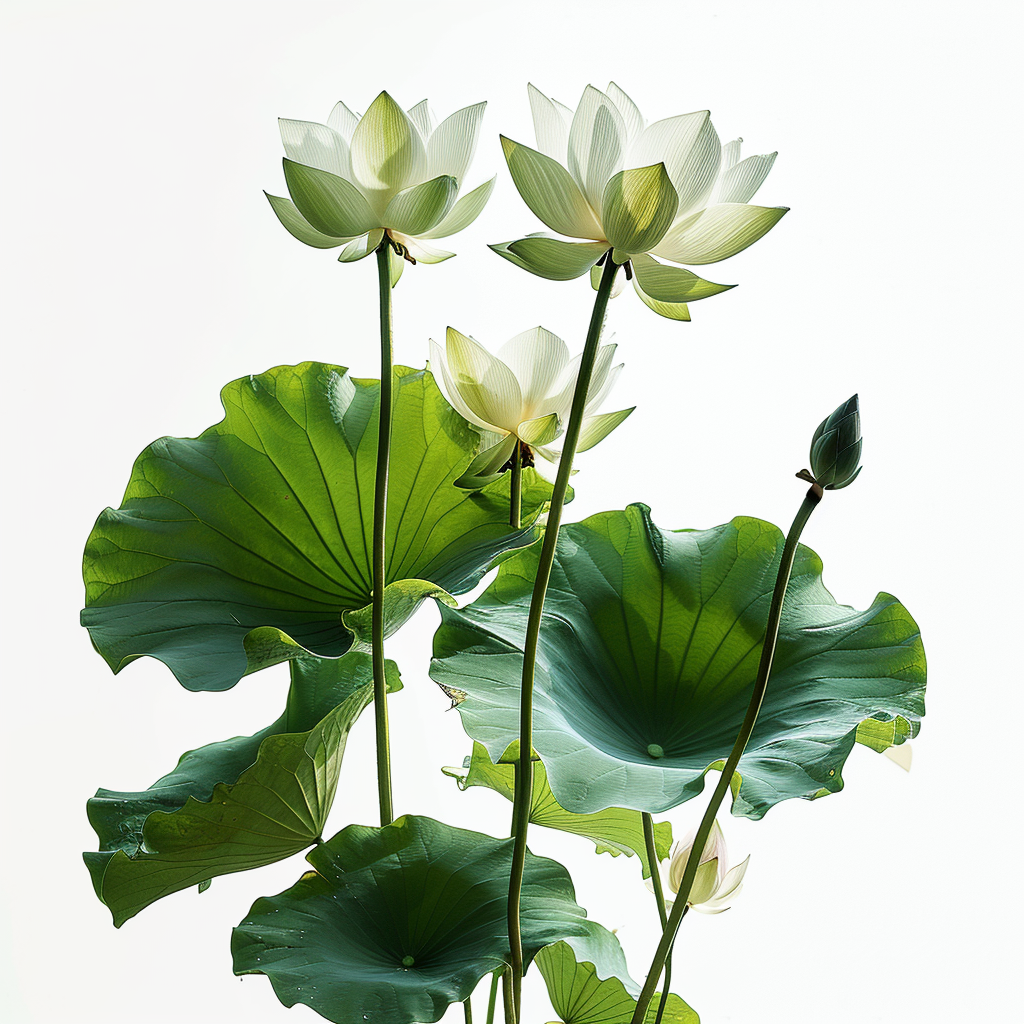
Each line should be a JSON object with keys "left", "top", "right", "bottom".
{"left": 2, "top": 1, "right": 1021, "bottom": 1021}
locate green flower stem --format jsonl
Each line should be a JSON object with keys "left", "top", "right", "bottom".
{"left": 464, "top": 994, "right": 474, "bottom": 1024}
{"left": 509, "top": 440, "right": 523, "bottom": 529}
{"left": 641, "top": 812, "right": 674, "bottom": 1024}
{"left": 372, "top": 241, "right": 395, "bottom": 827}
{"left": 502, "top": 967, "right": 517, "bottom": 1024}
{"left": 629, "top": 482, "right": 824, "bottom": 1024}
{"left": 485, "top": 971, "right": 500, "bottom": 1024}
{"left": 507, "top": 256, "right": 620, "bottom": 1015}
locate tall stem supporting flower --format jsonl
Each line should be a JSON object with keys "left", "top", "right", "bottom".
{"left": 507, "top": 257, "right": 620, "bottom": 1015}
{"left": 372, "top": 241, "right": 395, "bottom": 827}
{"left": 485, "top": 971, "right": 500, "bottom": 1024}
{"left": 641, "top": 812, "right": 675, "bottom": 1024}
{"left": 509, "top": 440, "right": 523, "bottom": 529}
{"left": 629, "top": 483, "right": 824, "bottom": 1024}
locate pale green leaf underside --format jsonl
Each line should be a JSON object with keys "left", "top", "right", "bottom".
{"left": 444, "top": 743, "right": 671, "bottom": 877}
{"left": 431, "top": 504, "right": 926, "bottom": 818}
{"left": 82, "top": 363, "right": 554, "bottom": 692}
{"left": 232, "top": 814, "right": 590, "bottom": 1024}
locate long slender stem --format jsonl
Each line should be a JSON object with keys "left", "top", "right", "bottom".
{"left": 507, "top": 257, "right": 620, "bottom": 1015}
{"left": 372, "top": 241, "right": 395, "bottom": 827}
{"left": 641, "top": 812, "right": 673, "bottom": 1024}
{"left": 485, "top": 970, "right": 500, "bottom": 1024}
{"left": 464, "top": 995, "right": 474, "bottom": 1024}
{"left": 509, "top": 439, "right": 523, "bottom": 529}
{"left": 629, "top": 483, "right": 824, "bottom": 1024}
{"left": 502, "top": 967, "right": 516, "bottom": 1024}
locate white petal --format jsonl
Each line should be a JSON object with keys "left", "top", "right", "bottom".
{"left": 496, "top": 327, "right": 571, "bottom": 419}
{"left": 336, "top": 229, "right": 384, "bottom": 262}
{"left": 606, "top": 82, "right": 645, "bottom": 143}
{"left": 327, "top": 101, "right": 359, "bottom": 141}
{"left": 576, "top": 407, "right": 634, "bottom": 453}
{"left": 279, "top": 118, "right": 350, "bottom": 179}
{"left": 688, "top": 858, "right": 721, "bottom": 905}
{"left": 427, "top": 101, "right": 486, "bottom": 185}
{"left": 407, "top": 98, "right": 435, "bottom": 140}
{"left": 445, "top": 327, "right": 523, "bottom": 432}
{"left": 517, "top": 412, "right": 561, "bottom": 446}
{"left": 628, "top": 111, "right": 721, "bottom": 220}
{"left": 420, "top": 176, "right": 496, "bottom": 239}
{"left": 722, "top": 137, "right": 743, "bottom": 171}
{"left": 429, "top": 337, "right": 503, "bottom": 433}
{"left": 715, "top": 855, "right": 750, "bottom": 900}
{"left": 712, "top": 151, "right": 777, "bottom": 205}
{"left": 584, "top": 360, "right": 622, "bottom": 415}
{"left": 390, "top": 232, "right": 455, "bottom": 264}
{"left": 654, "top": 203, "right": 788, "bottom": 265}
{"left": 883, "top": 744, "right": 913, "bottom": 771}
{"left": 528, "top": 83, "right": 571, "bottom": 161}
{"left": 568, "top": 85, "right": 627, "bottom": 210}
{"left": 547, "top": 341, "right": 617, "bottom": 420}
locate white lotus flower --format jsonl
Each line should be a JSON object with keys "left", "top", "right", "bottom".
{"left": 646, "top": 820, "right": 749, "bottom": 915}
{"left": 492, "top": 83, "right": 788, "bottom": 320}
{"left": 429, "top": 326, "right": 633, "bottom": 487}
{"left": 265, "top": 91, "right": 495, "bottom": 282}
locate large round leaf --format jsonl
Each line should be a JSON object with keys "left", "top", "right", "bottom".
{"left": 231, "top": 814, "right": 590, "bottom": 1024}
{"left": 430, "top": 504, "right": 926, "bottom": 818}
{"left": 82, "top": 363, "right": 554, "bottom": 692}
{"left": 84, "top": 653, "right": 399, "bottom": 926}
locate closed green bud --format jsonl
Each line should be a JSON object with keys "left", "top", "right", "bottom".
{"left": 810, "top": 395, "right": 862, "bottom": 489}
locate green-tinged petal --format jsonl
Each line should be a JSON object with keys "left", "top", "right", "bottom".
{"left": 500, "top": 136, "right": 603, "bottom": 240}
{"left": 631, "top": 252, "right": 734, "bottom": 303}
{"left": 722, "top": 138, "right": 743, "bottom": 170}
{"left": 655, "top": 203, "right": 788, "bottom": 265}
{"left": 528, "top": 83, "right": 571, "bottom": 161}
{"left": 444, "top": 744, "right": 671, "bottom": 878}
{"left": 633, "top": 274, "right": 691, "bottom": 321}
{"left": 279, "top": 118, "right": 350, "bottom": 178}
{"left": 383, "top": 174, "right": 458, "bottom": 235}
{"left": 265, "top": 193, "right": 350, "bottom": 249}
{"left": 496, "top": 327, "right": 571, "bottom": 414}
{"left": 490, "top": 235, "right": 609, "bottom": 281}
{"left": 576, "top": 407, "right": 634, "bottom": 453}
{"left": 81, "top": 364, "right": 554, "bottom": 692}
{"left": 454, "top": 433, "right": 518, "bottom": 490}
{"left": 568, "top": 85, "right": 628, "bottom": 210}
{"left": 445, "top": 327, "right": 523, "bottom": 430}
{"left": 628, "top": 111, "right": 721, "bottom": 219}
{"left": 327, "top": 100, "right": 359, "bottom": 141}
{"left": 601, "top": 162, "right": 678, "bottom": 252}
{"left": 282, "top": 158, "right": 379, "bottom": 237}
{"left": 547, "top": 343, "right": 618, "bottom": 420}
{"left": 518, "top": 411, "right": 561, "bottom": 446}
{"left": 420, "top": 176, "right": 495, "bottom": 239}
{"left": 582, "top": 358, "right": 622, "bottom": 415}
{"left": 430, "top": 337, "right": 503, "bottom": 433}
{"left": 591, "top": 262, "right": 628, "bottom": 297}
{"left": 348, "top": 90, "right": 426, "bottom": 212}
{"left": 606, "top": 82, "right": 645, "bottom": 143}
{"left": 84, "top": 654, "right": 400, "bottom": 926}
{"left": 430, "top": 505, "right": 926, "bottom": 817}
{"left": 389, "top": 245, "right": 404, "bottom": 286}
{"left": 713, "top": 151, "right": 778, "bottom": 204}
{"left": 406, "top": 98, "right": 435, "bottom": 139}
{"left": 391, "top": 232, "right": 455, "bottom": 264}
{"left": 427, "top": 101, "right": 486, "bottom": 184}
{"left": 537, "top": 939, "right": 698, "bottom": 1024}
{"left": 336, "top": 228, "right": 384, "bottom": 262}
{"left": 231, "top": 815, "right": 590, "bottom": 1024}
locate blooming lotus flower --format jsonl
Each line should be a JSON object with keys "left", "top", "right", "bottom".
{"left": 646, "top": 821, "right": 749, "bottom": 915}
{"left": 491, "top": 83, "right": 788, "bottom": 320}
{"left": 265, "top": 91, "right": 495, "bottom": 283}
{"left": 429, "top": 326, "right": 633, "bottom": 487}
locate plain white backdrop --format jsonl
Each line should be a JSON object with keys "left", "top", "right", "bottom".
{"left": 2, "top": 1, "right": 1021, "bottom": 1021}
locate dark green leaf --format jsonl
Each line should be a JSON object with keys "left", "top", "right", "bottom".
{"left": 430, "top": 504, "right": 926, "bottom": 819}
{"left": 232, "top": 814, "right": 590, "bottom": 1024}
{"left": 82, "top": 363, "right": 554, "bottom": 692}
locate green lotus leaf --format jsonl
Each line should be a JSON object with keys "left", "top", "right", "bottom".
{"left": 82, "top": 362, "right": 554, "bottom": 692}
{"left": 84, "top": 653, "right": 398, "bottom": 927}
{"left": 537, "top": 938, "right": 698, "bottom": 1024}
{"left": 443, "top": 743, "right": 671, "bottom": 878}
{"left": 430, "top": 504, "right": 926, "bottom": 818}
{"left": 231, "top": 814, "right": 591, "bottom": 1024}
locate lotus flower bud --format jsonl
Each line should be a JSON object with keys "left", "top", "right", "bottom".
{"left": 810, "top": 394, "right": 862, "bottom": 489}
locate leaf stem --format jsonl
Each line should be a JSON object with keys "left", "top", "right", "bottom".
{"left": 641, "top": 812, "right": 674, "bottom": 1024}
{"left": 509, "top": 439, "right": 523, "bottom": 529}
{"left": 502, "top": 966, "right": 517, "bottom": 1024}
{"left": 464, "top": 994, "right": 474, "bottom": 1024}
{"left": 372, "top": 241, "right": 395, "bottom": 827}
{"left": 507, "top": 256, "right": 620, "bottom": 1016}
{"left": 486, "top": 970, "right": 500, "bottom": 1024}
{"left": 628, "top": 483, "right": 824, "bottom": 1024}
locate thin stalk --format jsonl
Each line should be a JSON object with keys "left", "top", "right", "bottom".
{"left": 502, "top": 967, "right": 517, "bottom": 1024}
{"left": 641, "top": 812, "right": 673, "bottom": 1024}
{"left": 507, "top": 257, "right": 620, "bottom": 1015}
{"left": 464, "top": 995, "right": 474, "bottom": 1024}
{"left": 509, "top": 439, "right": 523, "bottom": 529}
{"left": 628, "top": 482, "right": 824, "bottom": 1024}
{"left": 485, "top": 971, "right": 500, "bottom": 1024}
{"left": 372, "top": 241, "right": 395, "bottom": 827}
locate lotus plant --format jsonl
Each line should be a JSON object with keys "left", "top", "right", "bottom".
{"left": 267, "top": 90, "right": 495, "bottom": 282}
{"left": 430, "top": 326, "right": 633, "bottom": 501}
{"left": 492, "top": 82, "right": 788, "bottom": 320}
